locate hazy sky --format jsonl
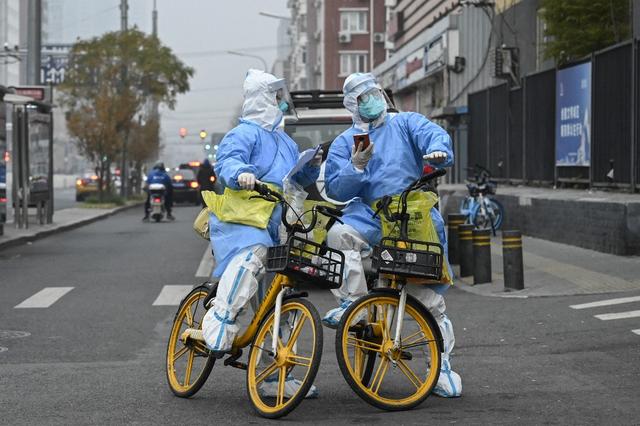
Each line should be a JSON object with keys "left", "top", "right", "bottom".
{"left": 56, "top": 0, "right": 289, "bottom": 164}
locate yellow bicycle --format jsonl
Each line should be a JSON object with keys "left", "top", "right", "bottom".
{"left": 335, "top": 169, "right": 447, "bottom": 411}
{"left": 165, "top": 184, "right": 345, "bottom": 418}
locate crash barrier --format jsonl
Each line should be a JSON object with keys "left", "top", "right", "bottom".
{"left": 472, "top": 228, "right": 492, "bottom": 284}
{"left": 458, "top": 223, "right": 474, "bottom": 277}
{"left": 502, "top": 230, "right": 524, "bottom": 291}
{"left": 446, "top": 213, "right": 466, "bottom": 265}
{"left": 468, "top": 39, "right": 640, "bottom": 191}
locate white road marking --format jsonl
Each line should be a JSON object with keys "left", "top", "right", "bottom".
{"left": 593, "top": 310, "right": 640, "bottom": 321}
{"left": 631, "top": 329, "right": 640, "bottom": 336}
{"left": 152, "top": 285, "right": 193, "bottom": 306}
{"left": 570, "top": 296, "right": 640, "bottom": 310}
{"left": 14, "top": 287, "right": 74, "bottom": 309}
{"left": 195, "top": 247, "right": 214, "bottom": 278}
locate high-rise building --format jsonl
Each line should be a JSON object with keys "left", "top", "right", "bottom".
{"left": 288, "top": 0, "right": 387, "bottom": 90}
{"left": 0, "top": 0, "right": 22, "bottom": 87}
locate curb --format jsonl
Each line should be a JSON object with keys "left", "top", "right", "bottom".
{"left": 0, "top": 202, "right": 144, "bottom": 252}
{"left": 452, "top": 274, "right": 640, "bottom": 299}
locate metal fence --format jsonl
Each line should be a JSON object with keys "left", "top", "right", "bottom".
{"left": 468, "top": 39, "right": 640, "bottom": 191}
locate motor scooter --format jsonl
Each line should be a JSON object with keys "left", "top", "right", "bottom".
{"left": 148, "top": 183, "right": 166, "bottom": 222}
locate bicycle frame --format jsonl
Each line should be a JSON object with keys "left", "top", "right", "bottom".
{"left": 231, "top": 273, "right": 294, "bottom": 354}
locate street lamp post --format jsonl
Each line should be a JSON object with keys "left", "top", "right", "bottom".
{"left": 226, "top": 50, "right": 268, "bottom": 71}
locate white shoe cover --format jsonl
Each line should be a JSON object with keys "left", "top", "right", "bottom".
{"left": 433, "top": 359, "right": 462, "bottom": 397}
{"left": 322, "top": 299, "right": 353, "bottom": 328}
{"left": 258, "top": 374, "right": 318, "bottom": 399}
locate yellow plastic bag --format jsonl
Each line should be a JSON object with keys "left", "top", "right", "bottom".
{"left": 193, "top": 207, "right": 210, "bottom": 240}
{"left": 201, "top": 184, "right": 278, "bottom": 230}
{"left": 375, "top": 191, "right": 452, "bottom": 285}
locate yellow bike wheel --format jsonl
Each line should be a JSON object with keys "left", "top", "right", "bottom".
{"left": 246, "top": 298, "right": 322, "bottom": 419}
{"left": 336, "top": 292, "right": 441, "bottom": 411}
{"left": 166, "top": 285, "right": 215, "bottom": 398}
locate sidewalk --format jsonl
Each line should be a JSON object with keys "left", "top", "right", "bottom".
{"left": 439, "top": 184, "right": 640, "bottom": 255}
{"left": 0, "top": 202, "right": 142, "bottom": 251}
{"left": 452, "top": 234, "right": 640, "bottom": 298}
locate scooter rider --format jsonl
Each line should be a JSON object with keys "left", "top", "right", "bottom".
{"left": 143, "top": 162, "right": 174, "bottom": 221}
{"left": 200, "top": 69, "right": 322, "bottom": 398}
{"left": 322, "top": 72, "right": 462, "bottom": 398}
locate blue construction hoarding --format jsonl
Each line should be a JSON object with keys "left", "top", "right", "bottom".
{"left": 555, "top": 62, "right": 591, "bottom": 166}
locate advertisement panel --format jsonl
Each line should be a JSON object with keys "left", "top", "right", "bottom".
{"left": 556, "top": 62, "right": 591, "bottom": 166}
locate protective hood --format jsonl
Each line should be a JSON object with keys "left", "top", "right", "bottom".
{"left": 241, "top": 69, "right": 285, "bottom": 131}
{"left": 343, "top": 72, "right": 388, "bottom": 131}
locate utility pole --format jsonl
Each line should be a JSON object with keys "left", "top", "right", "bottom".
{"left": 26, "top": 0, "right": 42, "bottom": 85}
{"left": 120, "top": 0, "right": 128, "bottom": 32}
{"left": 153, "top": 0, "right": 158, "bottom": 38}
{"left": 119, "top": 0, "right": 129, "bottom": 198}
{"left": 634, "top": 0, "right": 640, "bottom": 39}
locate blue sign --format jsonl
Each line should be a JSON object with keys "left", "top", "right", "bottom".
{"left": 556, "top": 62, "right": 591, "bottom": 166}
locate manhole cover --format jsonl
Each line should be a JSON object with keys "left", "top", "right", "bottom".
{"left": 0, "top": 347, "right": 7, "bottom": 353}
{"left": 0, "top": 330, "right": 31, "bottom": 339}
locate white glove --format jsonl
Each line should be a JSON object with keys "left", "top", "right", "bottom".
{"left": 351, "top": 142, "right": 374, "bottom": 171}
{"left": 237, "top": 172, "right": 259, "bottom": 190}
{"left": 311, "top": 147, "right": 324, "bottom": 166}
{"left": 423, "top": 151, "right": 448, "bottom": 164}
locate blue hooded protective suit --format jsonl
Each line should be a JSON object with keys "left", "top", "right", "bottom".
{"left": 201, "top": 70, "right": 320, "bottom": 363}
{"left": 210, "top": 70, "right": 319, "bottom": 278}
{"left": 323, "top": 72, "right": 461, "bottom": 398}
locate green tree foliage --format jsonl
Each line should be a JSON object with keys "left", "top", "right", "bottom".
{"left": 60, "top": 29, "right": 194, "bottom": 199}
{"left": 541, "top": 0, "right": 631, "bottom": 64}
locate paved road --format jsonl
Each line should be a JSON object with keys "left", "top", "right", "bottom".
{"left": 1, "top": 206, "right": 639, "bottom": 424}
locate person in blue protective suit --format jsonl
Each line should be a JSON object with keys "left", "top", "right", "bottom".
{"left": 322, "top": 72, "right": 461, "bottom": 398}
{"left": 200, "top": 69, "right": 322, "bottom": 398}
{"left": 143, "top": 162, "right": 174, "bottom": 221}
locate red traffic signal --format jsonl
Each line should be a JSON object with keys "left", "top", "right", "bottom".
{"left": 179, "top": 127, "right": 187, "bottom": 138}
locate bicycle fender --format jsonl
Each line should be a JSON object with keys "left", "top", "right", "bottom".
{"left": 283, "top": 291, "right": 309, "bottom": 301}
{"left": 368, "top": 287, "right": 400, "bottom": 296}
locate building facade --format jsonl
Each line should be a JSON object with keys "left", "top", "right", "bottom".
{"left": 288, "top": 0, "right": 387, "bottom": 90}
{"left": 373, "top": 0, "right": 553, "bottom": 181}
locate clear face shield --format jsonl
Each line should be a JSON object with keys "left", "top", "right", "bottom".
{"left": 269, "top": 78, "right": 298, "bottom": 122}
{"left": 357, "top": 87, "right": 396, "bottom": 112}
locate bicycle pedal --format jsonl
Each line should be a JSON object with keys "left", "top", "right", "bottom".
{"left": 225, "top": 360, "right": 247, "bottom": 370}
{"left": 223, "top": 348, "right": 243, "bottom": 365}
{"left": 180, "top": 328, "right": 204, "bottom": 344}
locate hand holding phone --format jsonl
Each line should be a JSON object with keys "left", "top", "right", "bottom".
{"left": 351, "top": 133, "right": 374, "bottom": 171}
{"left": 353, "top": 133, "right": 371, "bottom": 151}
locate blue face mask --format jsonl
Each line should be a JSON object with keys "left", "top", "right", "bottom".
{"left": 358, "top": 95, "right": 386, "bottom": 120}
{"left": 279, "top": 101, "right": 289, "bottom": 113}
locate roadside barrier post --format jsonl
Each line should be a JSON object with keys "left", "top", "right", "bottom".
{"left": 472, "top": 228, "right": 492, "bottom": 284}
{"left": 502, "top": 230, "right": 524, "bottom": 291}
{"left": 447, "top": 213, "right": 466, "bottom": 265}
{"left": 458, "top": 224, "right": 474, "bottom": 277}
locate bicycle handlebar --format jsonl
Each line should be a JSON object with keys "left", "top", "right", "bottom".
{"left": 252, "top": 183, "right": 344, "bottom": 235}
{"left": 373, "top": 168, "right": 447, "bottom": 240}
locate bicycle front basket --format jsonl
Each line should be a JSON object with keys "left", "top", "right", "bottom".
{"left": 371, "top": 237, "right": 443, "bottom": 281}
{"left": 266, "top": 236, "right": 344, "bottom": 289}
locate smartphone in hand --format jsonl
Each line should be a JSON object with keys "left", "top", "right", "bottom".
{"left": 353, "top": 133, "right": 371, "bottom": 151}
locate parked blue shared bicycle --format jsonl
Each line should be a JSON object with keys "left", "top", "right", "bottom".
{"left": 460, "top": 164, "right": 504, "bottom": 235}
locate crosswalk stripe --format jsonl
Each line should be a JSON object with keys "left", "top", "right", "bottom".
{"left": 593, "top": 310, "right": 640, "bottom": 321}
{"left": 570, "top": 296, "right": 640, "bottom": 310}
{"left": 152, "top": 285, "right": 193, "bottom": 306}
{"left": 195, "top": 247, "right": 214, "bottom": 278}
{"left": 14, "top": 287, "right": 74, "bottom": 309}
{"left": 632, "top": 330, "right": 640, "bottom": 336}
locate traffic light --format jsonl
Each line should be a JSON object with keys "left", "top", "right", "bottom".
{"left": 179, "top": 127, "right": 187, "bottom": 138}
{"left": 199, "top": 129, "right": 207, "bottom": 140}
{"left": 205, "top": 144, "right": 211, "bottom": 150}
